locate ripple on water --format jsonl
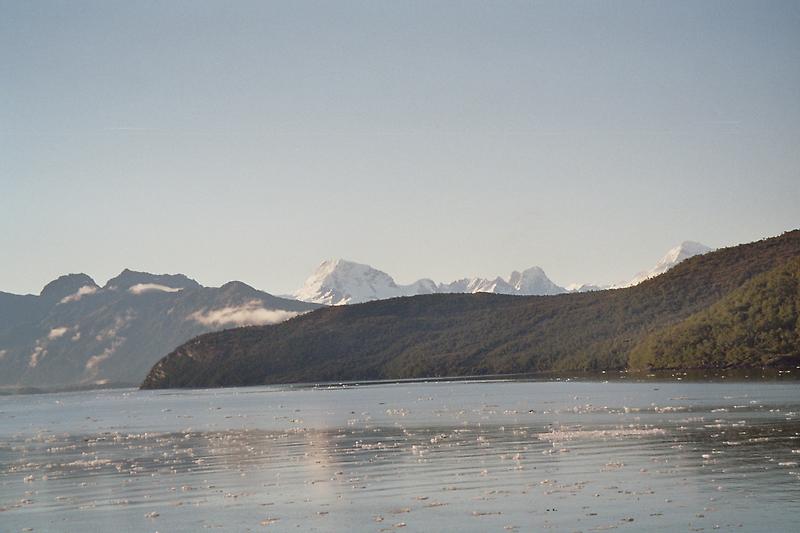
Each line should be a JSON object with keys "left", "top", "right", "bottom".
{"left": 1, "top": 380, "right": 800, "bottom": 531}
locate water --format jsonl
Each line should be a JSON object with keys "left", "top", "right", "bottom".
{"left": 1, "top": 379, "right": 799, "bottom": 532}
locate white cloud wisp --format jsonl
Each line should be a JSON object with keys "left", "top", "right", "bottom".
{"left": 188, "top": 300, "right": 301, "bottom": 328}
{"left": 48, "top": 327, "right": 69, "bottom": 340}
{"left": 59, "top": 285, "right": 98, "bottom": 304}
{"left": 128, "top": 283, "right": 183, "bottom": 295}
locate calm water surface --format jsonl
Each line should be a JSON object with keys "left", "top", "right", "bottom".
{"left": 1, "top": 379, "right": 799, "bottom": 532}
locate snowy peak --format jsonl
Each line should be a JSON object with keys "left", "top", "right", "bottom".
{"left": 292, "top": 259, "right": 405, "bottom": 305}
{"left": 661, "top": 241, "right": 713, "bottom": 265}
{"left": 439, "top": 276, "right": 515, "bottom": 295}
{"left": 566, "top": 283, "right": 610, "bottom": 293}
{"left": 446, "top": 267, "right": 564, "bottom": 296}
{"left": 622, "top": 241, "right": 713, "bottom": 288}
{"left": 509, "top": 266, "right": 564, "bottom": 295}
{"left": 405, "top": 278, "right": 438, "bottom": 295}
{"left": 293, "top": 259, "right": 567, "bottom": 305}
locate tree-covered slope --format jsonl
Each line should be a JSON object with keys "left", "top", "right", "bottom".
{"left": 629, "top": 257, "right": 800, "bottom": 369}
{"left": 141, "top": 230, "right": 800, "bottom": 389}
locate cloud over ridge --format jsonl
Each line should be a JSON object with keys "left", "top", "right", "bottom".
{"left": 128, "top": 283, "right": 183, "bottom": 295}
{"left": 59, "top": 285, "right": 98, "bottom": 304}
{"left": 188, "top": 301, "right": 301, "bottom": 327}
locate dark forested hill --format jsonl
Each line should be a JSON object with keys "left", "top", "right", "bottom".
{"left": 629, "top": 257, "right": 800, "bottom": 369}
{"left": 141, "top": 230, "right": 800, "bottom": 389}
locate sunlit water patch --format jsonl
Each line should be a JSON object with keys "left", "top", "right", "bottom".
{"left": 1, "top": 380, "right": 799, "bottom": 531}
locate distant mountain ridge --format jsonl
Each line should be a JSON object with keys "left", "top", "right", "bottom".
{"left": 0, "top": 241, "right": 715, "bottom": 389}
{"left": 0, "top": 270, "right": 320, "bottom": 389}
{"left": 292, "top": 241, "right": 712, "bottom": 305}
{"left": 291, "top": 259, "right": 566, "bottom": 305}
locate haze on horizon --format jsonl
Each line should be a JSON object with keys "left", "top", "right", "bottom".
{"left": 2, "top": 1, "right": 798, "bottom": 296}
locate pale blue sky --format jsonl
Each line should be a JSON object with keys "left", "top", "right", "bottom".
{"left": 2, "top": 0, "right": 799, "bottom": 295}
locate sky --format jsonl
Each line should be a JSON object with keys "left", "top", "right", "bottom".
{"left": 2, "top": 0, "right": 799, "bottom": 295}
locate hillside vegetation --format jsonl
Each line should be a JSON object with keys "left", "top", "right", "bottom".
{"left": 629, "top": 257, "right": 800, "bottom": 369}
{"left": 141, "top": 230, "right": 800, "bottom": 389}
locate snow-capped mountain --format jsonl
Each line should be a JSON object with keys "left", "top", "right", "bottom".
{"left": 294, "top": 241, "right": 713, "bottom": 305}
{"left": 438, "top": 266, "right": 564, "bottom": 296}
{"left": 509, "top": 267, "right": 565, "bottom": 295}
{"left": 563, "top": 241, "right": 713, "bottom": 290}
{"left": 620, "top": 241, "right": 713, "bottom": 288}
{"left": 291, "top": 259, "right": 437, "bottom": 305}
{"left": 293, "top": 259, "right": 567, "bottom": 305}
{"left": 565, "top": 283, "right": 611, "bottom": 293}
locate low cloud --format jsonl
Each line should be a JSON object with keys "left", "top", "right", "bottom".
{"left": 128, "top": 283, "right": 183, "bottom": 295}
{"left": 84, "top": 352, "right": 109, "bottom": 372}
{"left": 94, "top": 311, "right": 135, "bottom": 342}
{"left": 59, "top": 285, "right": 98, "bottom": 304}
{"left": 188, "top": 300, "right": 301, "bottom": 327}
{"left": 85, "top": 338, "right": 125, "bottom": 374}
{"left": 29, "top": 345, "right": 46, "bottom": 368}
{"left": 48, "top": 327, "right": 69, "bottom": 340}
{"left": 0, "top": 349, "right": 7, "bottom": 360}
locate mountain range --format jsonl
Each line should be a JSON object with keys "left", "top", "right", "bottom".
{"left": 0, "top": 240, "right": 711, "bottom": 390}
{"left": 0, "top": 270, "right": 320, "bottom": 390}
{"left": 142, "top": 230, "right": 800, "bottom": 389}
{"left": 291, "top": 241, "right": 713, "bottom": 305}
